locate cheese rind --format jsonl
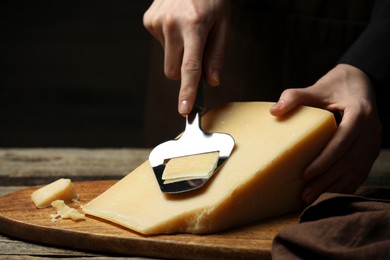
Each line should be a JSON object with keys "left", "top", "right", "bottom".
{"left": 83, "top": 102, "right": 337, "bottom": 234}
{"left": 31, "top": 178, "right": 78, "bottom": 208}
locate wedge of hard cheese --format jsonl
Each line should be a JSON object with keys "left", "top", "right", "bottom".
{"left": 82, "top": 102, "right": 337, "bottom": 234}
{"left": 31, "top": 178, "right": 78, "bottom": 208}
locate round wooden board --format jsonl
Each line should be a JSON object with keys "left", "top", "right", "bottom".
{"left": 0, "top": 180, "right": 299, "bottom": 259}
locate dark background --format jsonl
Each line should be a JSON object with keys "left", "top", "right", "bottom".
{"left": 1, "top": 1, "right": 388, "bottom": 148}
{"left": 0, "top": 1, "right": 152, "bottom": 148}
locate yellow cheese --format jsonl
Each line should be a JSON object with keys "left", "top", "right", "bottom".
{"left": 82, "top": 102, "right": 337, "bottom": 234}
{"left": 31, "top": 178, "right": 78, "bottom": 208}
{"left": 51, "top": 200, "right": 86, "bottom": 221}
{"left": 162, "top": 151, "right": 219, "bottom": 184}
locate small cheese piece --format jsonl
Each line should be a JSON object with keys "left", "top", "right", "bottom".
{"left": 83, "top": 102, "right": 337, "bottom": 234}
{"left": 51, "top": 200, "right": 86, "bottom": 221}
{"left": 31, "top": 178, "right": 78, "bottom": 208}
{"left": 162, "top": 152, "right": 219, "bottom": 184}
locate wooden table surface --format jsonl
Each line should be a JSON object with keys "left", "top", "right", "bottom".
{"left": 1, "top": 148, "right": 389, "bottom": 259}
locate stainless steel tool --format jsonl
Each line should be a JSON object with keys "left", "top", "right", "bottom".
{"left": 149, "top": 74, "right": 235, "bottom": 194}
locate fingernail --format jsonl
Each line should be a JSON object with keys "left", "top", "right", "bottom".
{"left": 179, "top": 100, "right": 191, "bottom": 115}
{"left": 211, "top": 71, "right": 220, "bottom": 86}
{"left": 273, "top": 99, "right": 285, "bottom": 109}
{"left": 270, "top": 102, "right": 280, "bottom": 113}
{"left": 270, "top": 101, "right": 281, "bottom": 115}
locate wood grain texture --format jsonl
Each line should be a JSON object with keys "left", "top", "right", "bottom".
{"left": 0, "top": 180, "right": 300, "bottom": 260}
{"left": 1, "top": 148, "right": 389, "bottom": 186}
{"left": 0, "top": 148, "right": 150, "bottom": 185}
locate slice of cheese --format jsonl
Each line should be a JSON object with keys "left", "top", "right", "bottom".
{"left": 31, "top": 178, "right": 78, "bottom": 208}
{"left": 82, "top": 102, "right": 337, "bottom": 234}
{"left": 162, "top": 152, "right": 219, "bottom": 184}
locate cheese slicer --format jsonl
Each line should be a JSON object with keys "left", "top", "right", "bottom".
{"left": 149, "top": 73, "right": 235, "bottom": 194}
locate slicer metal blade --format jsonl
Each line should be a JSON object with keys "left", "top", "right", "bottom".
{"left": 149, "top": 110, "right": 235, "bottom": 193}
{"left": 148, "top": 73, "right": 235, "bottom": 194}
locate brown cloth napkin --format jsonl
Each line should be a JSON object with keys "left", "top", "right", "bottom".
{"left": 272, "top": 192, "right": 390, "bottom": 259}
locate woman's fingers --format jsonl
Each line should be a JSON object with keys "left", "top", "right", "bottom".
{"left": 143, "top": 0, "right": 230, "bottom": 115}
{"left": 271, "top": 65, "right": 382, "bottom": 204}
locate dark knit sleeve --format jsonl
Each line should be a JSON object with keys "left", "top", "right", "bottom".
{"left": 339, "top": 0, "right": 390, "bottom": 147}
{"left": 339, "top": 0, "right": 390, "bottom": 89}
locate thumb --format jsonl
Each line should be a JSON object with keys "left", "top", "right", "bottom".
{"left": 270, "top": 85, "right": 330, "bottom": 116}
{"left": 270, "top": 88, "right": 304, "bottom": 116}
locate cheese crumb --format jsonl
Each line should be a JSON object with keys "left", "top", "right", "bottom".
{"left": 51, "top": 200, "right": 86, "bottom": 221}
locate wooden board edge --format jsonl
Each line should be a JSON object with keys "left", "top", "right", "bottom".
{"left": 0, "top": 181, "right": 272, "bottom": 260}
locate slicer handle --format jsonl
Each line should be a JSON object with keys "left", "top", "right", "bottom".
{"left": 193, "top": 71, "right": 206, "bottom": 114}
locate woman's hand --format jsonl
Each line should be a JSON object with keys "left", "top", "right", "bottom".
{"left": 143, "top": 0, "right": 230, "bottom": 115}
{"left": 270, "top": 64, "right": 382, "bottom": 204}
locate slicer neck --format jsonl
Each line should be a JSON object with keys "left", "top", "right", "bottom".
{"left": 183, "top": 111, "right": 204, "bottom": 137}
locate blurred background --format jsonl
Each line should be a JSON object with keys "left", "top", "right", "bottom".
{"left": 0, "top": 1, "right": 152, "bottom": 148}
{"left": 1, "top": 0, "right": 388, "bottom": 148}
